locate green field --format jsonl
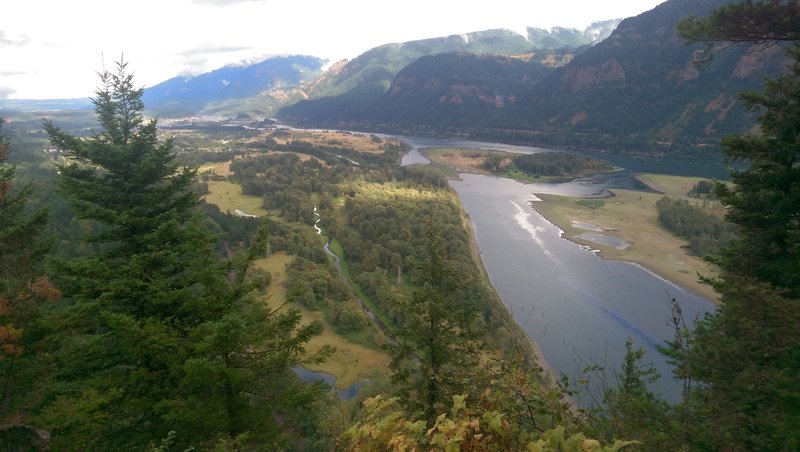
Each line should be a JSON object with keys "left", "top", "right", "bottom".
{"left": 254, "top": 253, "right": 390, "bottom": 388}
{"left": 205, "top": 180, "right": 270, "bottom": 217}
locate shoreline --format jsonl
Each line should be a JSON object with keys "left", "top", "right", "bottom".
{"left": 529, "top": 199, "right": 719, "bottom": 305}
{"left": 426, "top": 145, "right": 721, "bottom": 303}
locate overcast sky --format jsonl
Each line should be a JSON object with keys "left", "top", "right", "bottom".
{"left": 1, "top": 0, "right": 664, "bottom": 100}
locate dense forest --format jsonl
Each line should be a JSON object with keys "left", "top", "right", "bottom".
{"left": 656, "top": 196, "right": 736, "bottom": 256}
{"left": 1, "top": 1, "right": 799, "bottom": 449}
{"left": 509, "top": 152, "right": 613, "bottom": 177}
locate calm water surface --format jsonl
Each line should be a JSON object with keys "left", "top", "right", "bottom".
{"left": 293, "top": 128, "right": 720, "bottom": 403}
{"left": 450, "top": 173, "right": 714, "bottom": 403}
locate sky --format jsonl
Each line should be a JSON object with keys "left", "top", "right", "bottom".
{"left": 1, "top": 0, "right": 664, "bottom": 100}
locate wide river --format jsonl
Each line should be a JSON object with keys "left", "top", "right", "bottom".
{"left": 395, "top": 135, "right": 719, "bottom": 404}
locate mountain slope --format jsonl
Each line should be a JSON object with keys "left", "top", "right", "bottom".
{"left": 278, "top": 0, "right": 788, "bottom": 154}
{"left": 361, "top": 52, "right": 568, "bottom": 129}
{"left": 279, "top": 24, "right": 618, "bottom": 124}
{"left": 509, "top": 0, "right": 789, "bottom": 150}
{"left": 143, "top": 55, "right": 324, "bottom": 116}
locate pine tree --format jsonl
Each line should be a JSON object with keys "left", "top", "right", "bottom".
{"left": 387, "top": 221, "right": 483, "bottom": 424}
{"left": 593, "top": 337, "right": 672, "bottom": 448}
{"left": 0, "top": 118, "right": 57, "bottom": 418}
{"left": 39, "top": 62, "right": 327, "bottom": 449}
{"left": 674, "top": 3, "right": 800, "bottom": 449}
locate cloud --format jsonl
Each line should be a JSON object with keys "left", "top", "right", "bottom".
{"left": 0, "top": 86, "right": 16, "bottom": 99}
{"left": 169, "top": 45, "right": 254, "bottom": 77}
{"left": 179, "top": 44, "right": 253, "bottom": 56}
{"left": 192, "top": 0, "right": 266, "bottom": 6}
{"left": 0, "top": 31, "right": 30, "bottom": 47}
{"left": 0, "top": 70, "right": 26, "bottom": 77}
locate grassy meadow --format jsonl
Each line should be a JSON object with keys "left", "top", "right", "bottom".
{"left": 200, "top": 157, "right": 391, "bottom": 388}
{"left": 254, "top": 253, "right": 390, "bottom": 388}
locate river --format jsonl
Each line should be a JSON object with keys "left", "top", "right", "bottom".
{"left": 283, "top": 127, "right": 719, "bottom": 403}
{"left": 394, "top": 136, "right": 719, "bottom": 404}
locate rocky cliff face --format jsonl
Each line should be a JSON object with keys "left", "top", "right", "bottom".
{"left": 510, "top": 0, "right": 789, "bottom": 149}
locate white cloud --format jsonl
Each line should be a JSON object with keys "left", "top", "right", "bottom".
{"left": 0, "top": 70, "right": 26, "bottom": 77}
{"left": 192, "top": 0, "right": 267, "bottom": 5}
{"left": 0, "top": 86, "right": 16, "bottom": 99}
{"left": 178, "top": 45, "right": 253, "bottom": 56}
{"left": 0, "top": 31, "right": 30, "bottom": 47}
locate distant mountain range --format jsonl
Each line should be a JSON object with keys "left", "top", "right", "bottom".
{"left": 279, "top": 22, "right": 619, "bottom": 125}
{"left": 0, "top": 98, "right": 91, "bottom": 112}
{"left": 142, "top": 55, "right": 325, "bottom": 116}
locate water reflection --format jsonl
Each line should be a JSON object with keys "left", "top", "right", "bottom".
{"left": 449, "top": 173, "right": 714, "bottom": 404}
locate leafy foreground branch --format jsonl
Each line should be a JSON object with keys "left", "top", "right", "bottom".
{"left": 340, "top": 394, "right": 638, "bottom": 451}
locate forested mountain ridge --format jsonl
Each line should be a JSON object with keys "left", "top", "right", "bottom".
{"left": 305, "top": 24, "right": 619, "bottom": 100}
{"left": 126, "top": 25, "right": 614, "bottom": 120}
{"left": 278, "top": 0, "right": 789, "bottom": 155}
{"left": 277, "top": 24, "right": 618, "bottom": 125}
{"left": 301, "top": 52, "right": 570, "bottom": 130}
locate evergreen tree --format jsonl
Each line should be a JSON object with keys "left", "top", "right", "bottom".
{"left": 387, "top": 221, "right": 483, "bottom": 424}
{"left": 0, "top": 118, "right": 57, "bottom": 448}
{"left": 39, "top": 62, "right": 327, "bottom": 449}
{"left": 673, "top": 3, "right": 800, "bottom": 449}
{"left": 592, "top": 337, "right": 673, "bottom": 449}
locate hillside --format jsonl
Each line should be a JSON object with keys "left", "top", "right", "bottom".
{"left": 278, "top": 24, "right": 617, "bottom": 124}
{"left": 278, "top": 0, "right": 789, "bottom": 155}
{"left": 142, "top": 55, "right": 324, "bottom": 116}
{"left": 508, "top": 0, "right": 789, "bottom": 152}
{"left": 360, "top": 52, "right": 568, "bottom": 130}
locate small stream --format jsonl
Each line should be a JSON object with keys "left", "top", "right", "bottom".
{"left": 293, "top": 205, "right": 402, "bottom": 399}
{"left": 292, "top": 366, "right": 370, "bottom": 400}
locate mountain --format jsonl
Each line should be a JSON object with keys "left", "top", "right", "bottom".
{"left": 143, "top": 55, "right": 325, "bottom": 116}
{"left": 278, "top": 0, "right": 788, "bottom": 155}
{"left": 278, "top": 23, "right": 619, "bottom": 124}
{"left": 358, "top": 51, "right": 569, "bottom": 130}
{"left": 507, "top": 0, "right": 789, "bottom": 151}
{"left": 0, "top": 98, "right": 91, "bottom": 112}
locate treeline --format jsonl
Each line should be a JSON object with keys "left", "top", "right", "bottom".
{"left": 229, "top": 152, "right": 349, "bottom": 223}
{"left": 656, "top": 196, "right": 736, "bottom": 256}
{"left": 254, "top": 139, "right": 408, "bottom": 167}
{"left": 510, "top": 151, "right": 613, "bottom": 177}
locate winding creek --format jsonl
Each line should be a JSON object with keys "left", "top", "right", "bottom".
{"left": 395, "top": 136, "right": 720, "bottom": 404}
{"left": 295, "top": 206, "right": 383, "bottom": 399}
